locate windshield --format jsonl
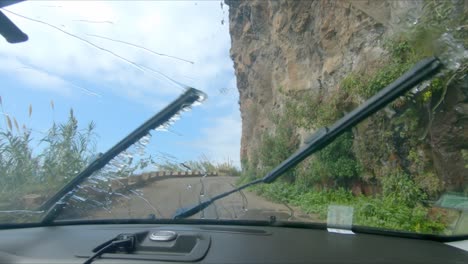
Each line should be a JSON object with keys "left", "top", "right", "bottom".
{"left": 0, "top": 1, "right": 466, "bottom": 236}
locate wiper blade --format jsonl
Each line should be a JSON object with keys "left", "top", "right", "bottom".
{"left": 40, "top": 88, "right": 206, "bottom": 223}
{"left": 173, "top": 57, "right": 442, "bottom": 219}
{"left": 0, "top": 1, "right": 28, "bottom": 43}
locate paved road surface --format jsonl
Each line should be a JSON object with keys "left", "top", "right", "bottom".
{"left": 87, "top": 176, "right": 315, "bottom": 221}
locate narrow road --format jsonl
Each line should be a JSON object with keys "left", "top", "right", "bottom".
{"left": 88, "top": 176, "right": 315, "bottom": 221}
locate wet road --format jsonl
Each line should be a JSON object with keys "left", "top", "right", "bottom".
{"left": 89, "top": 176, "right": 315, "bottom": 221}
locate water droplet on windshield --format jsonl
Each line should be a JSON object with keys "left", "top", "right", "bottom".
{"left": 181, "top": 105, "right": 192, "bottom": 112}
{"left": 155, "top": 124, "right": 169, "bottom": 132}
{"left": 192, "top": 101, "right": 203, "bottom": 107}
{"left": 437, "top": 33, "right": 468, "bottom": 70}
{"left": 138, "top": 134, "right": 152, "bottom": 147}
{"left": 169, "top": 113, "right": 181, "bottom": 123}
{"left": 71, "top": 195, "right": 86, "bottom": 202}
{"left": 113, "top": 192, "right": 131, "bottom": 200}
{"left": 196, "top": 92, "right": 207, "bottom": 102}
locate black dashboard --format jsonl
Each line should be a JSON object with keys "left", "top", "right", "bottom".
{"left": 0, "top": 223, "right": 466, "bottom": 264}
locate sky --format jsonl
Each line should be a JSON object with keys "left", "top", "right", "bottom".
{"left": 0, "top": 1, "right": 241, "bottom": 167}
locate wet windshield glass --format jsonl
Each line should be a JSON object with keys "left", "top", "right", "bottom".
{"left": 0, "top": 1, "right": 466, "bottom": 236}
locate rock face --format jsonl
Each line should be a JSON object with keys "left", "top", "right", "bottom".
{"left": 227, "top": 0, "right": 414, "bottom": 164}
{"left": 226, "top": 0, "right": 467, "bottom": 191}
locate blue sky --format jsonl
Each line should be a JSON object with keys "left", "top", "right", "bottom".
{"left": 0, "top": 1, "right": 241, "bottom": 167}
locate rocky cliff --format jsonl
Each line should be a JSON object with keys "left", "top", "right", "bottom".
{"left": 226, "top": 0, "right": 467, "bottom": 193}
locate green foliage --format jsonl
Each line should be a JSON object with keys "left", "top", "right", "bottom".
{"left": 257, "top": 114, "right": 299, "bottom": 179}
{"left": 284, "top": 99, "right": 315, "bottom": 129}
{"left": 254, "top": 181, "right": 445, "bottom": 233}
{"left": 462, "top": 149, "right": 468, "bottom": 169}
{"left": 0, "top": 131, "right": 37, "bottom": 191}
{"left": 408, "top": 148, "right": 443, "bottom": 196}
{"left": 312, "top": 132, "right": 361, "bottom": 179}
{"left": 354, "top": 197, "right": 445, "bottom": 233}
{"left": 352, "top": 115, "right": 394, "bottom": 180}
{"left": 292, "top": 187, "right": 354, "bottom": 218}
{"left": 313, "top": 90, "right": 352, "bottom": 127}
{"left": 39, "top": 109, "right": 96, "bottom": 186}
{"left": 285, "top": 89, "right": 352, "bottom": 129}
{"left": 0, "top": 107, "right": 96, "bottom": 209}
{"left": 253, "top": 181, "right": 303, "bottom": 204}
{"left": 217, "top": 162, "right": 242, "bottom": 176}
{"left": 340, "top": 55, "right": 414, "bottom": 100}
{"left": 385, "top": 39, "right": 414, "bottom": 63}
{"left": 240, "top": 156, "right": 259, "bottom": 182}
{"left": 158, "top": 156, "right": 241, "bottom": 176}
{"left": 381, "top": 170, "right": 426, "bottom": 207}
{"left": 365, "top": 63, "right": 412, "bottom": 98}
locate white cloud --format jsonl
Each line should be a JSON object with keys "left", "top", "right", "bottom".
{"left": 0, "top": 56, "right": 73, "bottom": 95}
{"left": 1, "top": 1, "right": 232, "bottom": 100}
{"left": 183, "top": 107, "right": 242, "bottom": 167}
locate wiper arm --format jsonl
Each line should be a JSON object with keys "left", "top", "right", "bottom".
{"left": 173, "top": 57, "right": 442, "bottom": 219}
{"left": 40, "top": 88, "right": 206, "bottom": 223}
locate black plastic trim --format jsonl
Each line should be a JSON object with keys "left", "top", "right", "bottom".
{"left": 0, "top": 219, "right": 466, "bottom": 242}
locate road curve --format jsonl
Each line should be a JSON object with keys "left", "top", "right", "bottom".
{"left": 86, "top": 176, "right": 315, "bottom": 222}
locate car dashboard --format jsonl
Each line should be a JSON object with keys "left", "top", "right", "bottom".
{"left": 0, "top": 222, "right": 467, "bottom": 264}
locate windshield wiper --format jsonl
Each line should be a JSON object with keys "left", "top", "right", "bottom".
{"left": 173, "top": 57, "right": 442, "bottom": 219}
{"left": 0, "top": 1, "right": 28, "bottom": 43}
{"left": 40, "top": 88, "right": 206, "bottom": 223}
